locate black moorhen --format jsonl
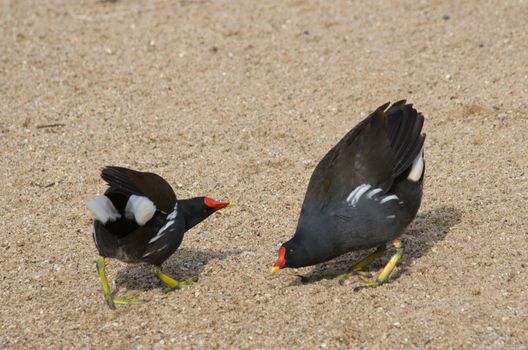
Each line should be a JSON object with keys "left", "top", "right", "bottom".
{"left": 85, "top": 166, "right": 234, "bottom": 308}
{"left": 272, "top": 101, "right": 425, "bottom": 286}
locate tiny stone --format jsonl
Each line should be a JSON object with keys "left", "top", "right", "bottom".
{"left": 442, "top": 15, "right": 450, "bottom": 20}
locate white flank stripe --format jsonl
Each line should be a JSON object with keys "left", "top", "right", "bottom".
{"left": 85, "top": 195, "right": 120, "bottom": 224}
{"left": 125, "top": 195, "right": 156, "bottom": 226}
{"left": 366, "top": 188, "right": 383, "bottom": 198}
{"left": 408, "top": 145, "right": 425, "bottom": 182}
{"left": 142, "top": 244, "right": 169, "bottom": 258}
{"left": 142, "top": 250, "right": 154, "bottom": 258}
{"left": 148, "top": 220, "right": 174, "bottom": 244}
{"left": 346, "top": 184, "right": 372, "bottom": 206}
{"left": 167, "top": 203, "right": 178, "bottom": 220}
{"left": 91, "top": 224, "right": 99, "bottom": 251}
{"left": 386, "top": 215, "right": 396, "bottom": 219}
{"left": 380, "top": 195, "right": 399, "bottom": 204}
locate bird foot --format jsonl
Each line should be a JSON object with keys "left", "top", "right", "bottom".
{"left": 354, "top": 239, "right": 402, "bottom": 288}
{"left": 104, "top": 290, "right": 145, "bottom": 309}
{"left": 358, "top": 276, "right": 385, "bottom": 287}
{"left": 161, "top": 276, "right": 198, "bottom": 293}
{"left": 97, "top": 256, "right": 145, "bottom": 309}
{"left": 153, "top": 267, "right": 198, "bottom": 292}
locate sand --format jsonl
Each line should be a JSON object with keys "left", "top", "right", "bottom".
{"left": 1, "top": 0, "right": 527, "bottom": 348}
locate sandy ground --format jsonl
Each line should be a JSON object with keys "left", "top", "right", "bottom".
{"left": 1, "top": 0, "right": 527, "bottom": 348}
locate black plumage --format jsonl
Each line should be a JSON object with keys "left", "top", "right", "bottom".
{"left": 273, "top": 101, "right": 425, "bottom": 284}
{"left": 86, "top": 166, "right": 233, "bottom": 308}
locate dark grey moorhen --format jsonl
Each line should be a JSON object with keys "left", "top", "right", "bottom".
{"left": 272, "top": 101, "right": 425, "bottom": 286}
{"left": 85, "top": 166, "right": 234, "bottom": 308}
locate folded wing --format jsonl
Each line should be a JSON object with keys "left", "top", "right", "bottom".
{"left": 302, "top": 101, "right": 425, "bottom": 210}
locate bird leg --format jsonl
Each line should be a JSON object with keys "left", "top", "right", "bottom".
{"left": 152, "top": 266, "right": 197, "bottom": 293}
{"left": 360, "top": 239, "right": 403, "bottom": 287}
{"left": 96, "top": 256, "right": 144, "bottom": 309}
{"left": 338, "top": 244, "right": 387, "bottom": 279}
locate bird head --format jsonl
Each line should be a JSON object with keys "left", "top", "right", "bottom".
{"left": 180, "top": 196, "right": 235, "bottom": 231}
{"left": 271, "top": 240, "right": 307, "bottom": 271}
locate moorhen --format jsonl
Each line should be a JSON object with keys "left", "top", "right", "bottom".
{"left": 272, "top": 101, "right": 425, "bottom": 286}
{"left": 86, "top": 166, "right": 234, "bottom": 308}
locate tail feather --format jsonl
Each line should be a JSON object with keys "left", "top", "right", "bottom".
{"left": 100, "top": 166, "right": 177, "bottom": 213}
{"left": 101, "top": 166, "right": 144, "bottom": 197}
{"left": 385, "top": 103, "right": 425, "bottom": 178}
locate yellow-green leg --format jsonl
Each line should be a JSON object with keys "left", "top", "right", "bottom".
{"left": 361, "top": 239, "right": 403, "bottom": 287}
{"left": 96, "top": 256, "right": 144, "bottom": 309}
{"left": 152, "top": 266, "right": 197, "bottom": 293}
{"left": 338, "top": 244, "right": 387, "bottom": 279}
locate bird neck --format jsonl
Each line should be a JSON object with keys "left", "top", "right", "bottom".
{"left": 291, "top": 223, "right": 340, "bottom": 267}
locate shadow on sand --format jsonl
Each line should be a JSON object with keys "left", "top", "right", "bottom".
{"left": 114, "top": 247, "right": 239, "bottom": 291}
{"left": 293, "top": 206, "right": 462, "bottom": 285}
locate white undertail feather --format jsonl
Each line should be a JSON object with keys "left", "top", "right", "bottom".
{"left": 85, "top": 195, "right": 120, "bottom": 224}
{"left": 408, "top": 145, "right": 425, "bottom": 182}
{"left": 125, "top": 195, "right": 156, "bottom": 226}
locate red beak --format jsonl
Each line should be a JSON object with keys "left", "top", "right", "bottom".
{"left": 272, "top": 246, "right": 286, "bottom": 272}
{"left": 204, "top": 197, "right": 235, "bottom": 210}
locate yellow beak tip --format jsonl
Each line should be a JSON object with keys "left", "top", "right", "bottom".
{"left": 227, "top": 202, "right": 236, "bottom": 207}
{"left": 271, "top": 266, "right": 281, "bottom": 273}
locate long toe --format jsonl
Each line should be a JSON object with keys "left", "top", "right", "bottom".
{"left": 359, "top": 276, "right": 382, "bottom": 287}
{"left": 123, "top": 290, "right": 145, "bottom": 299}
{"left": 111, "top": 291, "right": 145, "bottom": 305}
{"left": 183, "top": 276, "right": 198, "bottom": 285}
{"left": 161, "top": 276, "right": 196, "bottom": 293}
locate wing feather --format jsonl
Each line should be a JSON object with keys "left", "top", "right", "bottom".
{"left": 101, "top": 166, "right": 177, "bottom": 213}
{"left": 302, "top": 101, "right": 425, "bottom": 209}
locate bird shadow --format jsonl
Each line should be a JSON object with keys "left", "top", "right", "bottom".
{"left": 114, "top": 247, "right": 238, "bottom": 291}
{"left": 292, "top": 206, "right": 462, "bottom": 286}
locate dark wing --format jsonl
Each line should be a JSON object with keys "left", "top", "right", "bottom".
{"left": 101, "top": 166, "right": 177, "bottom": 213}
{"left": 302, "top": 101, "right": 425, "bottom": 209}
